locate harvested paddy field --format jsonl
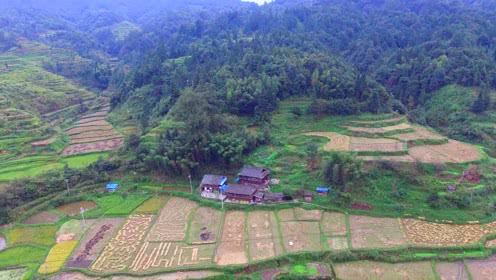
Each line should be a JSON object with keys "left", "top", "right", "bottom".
{"left": 349, "top": 216, "right": 407, "bottom": 249}
{"left": 358, "top": 155, "right": 417, "bottom": 162}
{"left": 466, "top": 256, "right": 496, "bottom": 280}
{"left": 66, "top": 218, "right": 123, "bottom": 268}
{"left": 91, "top": 215, "right": 154, "bottom": 272}
{"left": 188, "top": 207, "right": 222, "bottom": 243}
{"left": 22, "top": 210, "right": 60, "bottom": 224}
{"left": 277, "top": 208, "right": 296, "bottom": 222}
{"left": 130, "top": 242, "right": 215, "bottom": 272}
{"left": 51, "top": 272, "right": 103, "bottom": 280}
{"left": 56, "top": 201, "right": 97, "bottom": 216}
{"left": 436, "top": 261, "right": 469, "bottom": 280}
{"left": 113, "top": 270, "right": 222, "bottom": 280}
{"left": 247, "top": 211, "right": 283, "bottom": 261}
{"left": 321, "top": 212, "right": 348, "bottom": 236}
{"left": 351, "top": 137, "right": 405, "bottom": 152}
{"left": 215, "top": 211, "right": 247, "bottom": 266}
{"left": 487, "top": 239, "right": 496, "bottom": 247}
{"left": 402, "top": 219, "right": 486, "bottom": 246}
{"left": 333, "top": 261, "right": 436, "bottom": 280}
{"left": 294, "top": 208, "right": 322, "bottom": 221}
{"left": 62, "top": 138, "right": 124, "bottom": 156}
{"left": 281, "top": 221, "right": 322, "bottom": 253}
{"left": 328, "top": 236, "right": 348, "bottom": 250}
{"left": 147, "top": 197, "right": 197, "bottom": 242}
{"left": 409, "top": 140, "right": 482, "bottom": 163}
{"left": 349, "top": 116, "right": 403, "bottom": 125}
{"left": 303, "top": 132, "right": 351, "bottom": 151}
{"left": 345, "top": 123, "right": 412, "bottom": 134}
{"left": 392, "top": 125, "right": 445, "bottom": 142}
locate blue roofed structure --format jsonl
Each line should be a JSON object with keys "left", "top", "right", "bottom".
{"left": 316, "top": 187, "right": 329, "bottom": 195}
{"left": 106, "top": 183, "right": 119, "bottom": 192}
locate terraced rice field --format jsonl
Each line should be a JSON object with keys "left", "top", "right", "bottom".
{"left": 147, "top": 197, "right": 197, "bottom": 242}
{"left": 409, "top": 140, "right": 483, "bottom": 163}
{"left": 303, "top": 132, "right": 351, "bottom": 151}
{"left": 333, "top": 261, "right": 437, "bottom": 279}
{"left": 346, "top": 123, "right": 412, "bottom": 134}
{"left": 91, "top": 215, "right": 155, "bottom": 272}
{"left": 62, "top": 106, "right": 123, "bottom": 155}
{"left": 436, "top": 261, "right": 469, "bottom": 280}
{"left": 22, "top": 210, "right": 60, "bottom": 224}
{"left": 349, "top": 216, "right": 407, "bottom": 249}
{"left": 188, "top": 207, "right": 222, "bottom": 243}
{"left": 392, "top": 125, "right": 445, "bottom": 142}
{"left": 215, "top": 211, "right": 247, "bottom": 265}
{"left": 351, "top": 137, "right": 405, "bottom": 152}
{"left": 247, "top": 211, "right": 283, "bottom": 261}
{"left": 55, "top": 201, "right": 97, "bottom": 216}
{"left": 280, "top": 221, "right": 322, "bottom": 253}
{"left": 402, "top": 219, "right": 487, "bottom": 246}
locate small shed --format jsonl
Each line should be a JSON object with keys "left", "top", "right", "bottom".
{"left": 106, "top": 183, "right": 119, "bottom": 192}
{"left": 200, "top": 175, "right": 227, "bottom": 193}
{"left": 254, "top": 191, "right": 265, "bottom": 203}
{"left": 316, "top": 187, "right": 330, "bottom": 196}
{"left": 303, "top": 190, "right": 313, "bottom": 202}
{"left": 264, "top": 193, "right": 284, "bottom": 203}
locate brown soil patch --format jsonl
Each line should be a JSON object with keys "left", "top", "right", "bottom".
{"left": 247, "top": 211, "right": 283, "bottom": 261}
{"left": 22, "top": 210, "right": 60, "bottom": 224}
{"left": 81, "top": 111, "right": 108, "bottom": 119}
{"left": 334, "top": 261, "right": 436, "bottom": 280}
{"left": 32, "top": 136, "right": 56, "bottom": 147}
{"left": 71, "top": 131, "right": 120, "bottom": 140}
{"left": 56, "top": 201, "right": 97, "bottom": 216}
{"left": 277, "top": 208, "right": 296, "bottom": 222}
{"left": 349, "top": 216, "right": 407, "bottom": 249}
{"left": 71, "top": 136, "right": 122, "bottom": 144}
{"left": 303, "top": 132, "right": 351, "bottom": 151}
{"left": 66, "top": 125, "right": 114, "bottom": 135}
{"left": 346, "top": 123, "right": 412, "bottom": 134}
{"left": 294, "top": 208, "right": 322, "bottom": 221}
{"left": 216, "top": 211, "right": 247, "bottom": 265}
{"left": 147, "top": 197, "right": 197, "bottom": 242}
{"left": 409, "top": 140, "right": 482, "bottom": 163}
{"left": 66, "top": 218, "right": 123, "bottom": 268}
{"left": 321, "top": 212, "right": 348, "bottom": 236}
{"left": 76, "top": 120, "right": 109, "bottom": 127}
{"left": 62, "top": 138, "right": 124, "bottom": 155}
{"left": 393, "top": 126, "right": 444, "bottom": 141}
{"left": 486, "top": 239, "right": 496, "bottom": 247}
{"left": 281, "top": 221, "right": 322, "bottom": 253}
{"left": 466, "top": 256, "right": 496, "bottom": 280}
{"left": 437, "top": 261, "right": 469, "bottom": 280}
{"left": 188, "top": 207, "right": 222, "bottom": 243}
{"left": 358, "top": 155, "right": 417, "bottom": 162}
{"left": 91, "top": 215, "right": 154, "bottom": 272}
{"left": 130, "top": 242, "right": 214, "bottom": 272}
{"left": 351, "top": 137, "right": 404, "bottom": 152}
{"left": 51, "top": 272, "right": 103, "bottom": 280}
{"left": 402, "top": 219, "right": 487, "bottom": 246}
{"left": 78, "top": 116, "right": 105, "bottom": 125}
{"left": 261, "top": 269, "right": 281, "bottom": 280}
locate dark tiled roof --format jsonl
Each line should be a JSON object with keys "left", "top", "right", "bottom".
{"left": 238, "top": 166, "right": 270, "bottom": 179}
{"left": 254, "top": 191, "right": 265, "bottom": 199}
{"left": 264, "top": 193, "right": 284, "bottom": 200}
{"left": 225, "top": 184, "right": 257, "bottom": 196}
{"left": 201, "top": 175, "right": 227, "bottom": 186}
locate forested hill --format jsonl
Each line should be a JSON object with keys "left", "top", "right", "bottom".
{"left": 1, "top": 0, "right": 496, "bottom": 173}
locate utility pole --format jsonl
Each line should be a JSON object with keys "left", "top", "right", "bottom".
{"left": 65, "top": 179, "right": 70, "bottom": 195}
{"left": 80, "top": 207, "right": 86, "bottom": 226}
{"left": 188, "top": 174, "right": 193, "bottom": 194}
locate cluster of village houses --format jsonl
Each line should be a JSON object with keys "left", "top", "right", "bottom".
{"left": 199, "top": 166, "right": 287, "bottom": 204}
{"left": 199, "top": 165, "right": 330, "bottom": 204}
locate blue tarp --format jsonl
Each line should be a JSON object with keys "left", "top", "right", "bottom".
{"left": 106, "top": 183, "right": 119, "bottom": 190}
{"left": 316, "top": 187, "right": 330, "bottom": 192}
{"left": 220, "top": 184, "right": 227, "bottom": 192}
{"left": 220, "top": 177, "right": 227, "bottom": 186}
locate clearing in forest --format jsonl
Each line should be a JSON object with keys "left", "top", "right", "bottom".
{"left": 215, "top": 211, "right": 247, "bottom": 266}
{"left": 349, "top": 216, "right": 407, "bottom": 249}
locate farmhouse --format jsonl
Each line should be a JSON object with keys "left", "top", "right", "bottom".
{"left": 264, "top": 192, "right": 284, "bottom": 203}
{"left": 224, "top": 184, "right": 257, "bottom": 203}
{"left": 238, "top": 165, "right": 270, "bottom": 190}
{"left": 200, "top": 175, "right": 227, "bottom": 193}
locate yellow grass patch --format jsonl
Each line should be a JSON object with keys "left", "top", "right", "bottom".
{"left": 303, "top": 132, "right": 351, "bottom": 151}
{"left": 346, "top": 123, "right": 412, "bottom": 134}
{"left": 38, "top": 241, "right": 78, "bottom": 275}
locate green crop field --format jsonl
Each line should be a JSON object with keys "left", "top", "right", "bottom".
{"left": 0, "top": 246, "right": 47, "bottom": 267}
{"left": 8, "top": 225, "right": 58, "bottom": 246}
